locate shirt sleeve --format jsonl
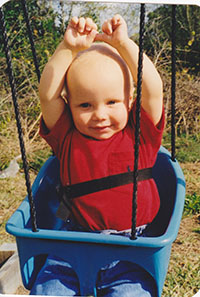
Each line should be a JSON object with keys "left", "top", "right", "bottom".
{"left": 130, "top": 100, "right": 165, "bottom": 150}
{"left": 39, "top": 105, "right": 73, "bottom": 157}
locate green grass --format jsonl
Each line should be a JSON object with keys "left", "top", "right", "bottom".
{"left": 27, "top": 148, "right": 52, "bottom": 172}
{"left": 162, "top": 133, "right": 200, "bottom": 163}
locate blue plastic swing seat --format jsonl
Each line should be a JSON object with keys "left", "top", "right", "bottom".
{"left": 6, "top": 146, "right": 185, "bottom": 297}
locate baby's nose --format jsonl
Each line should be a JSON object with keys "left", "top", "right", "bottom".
{"left": 92, "top": 106, "right": 107, "bottom": 121}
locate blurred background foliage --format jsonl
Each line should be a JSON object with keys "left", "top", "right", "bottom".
{"left": 144, "top": 4, "right": 200, "bottom": 75}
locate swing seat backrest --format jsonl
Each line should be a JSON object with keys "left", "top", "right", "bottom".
{"left": 6, "top": 146, "right": 185, "bottom": 297}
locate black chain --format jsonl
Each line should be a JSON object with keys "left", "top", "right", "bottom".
{"left": 171, "top": 5, "right": 176, "bottom": 162}
{"left": 21, "top": 0, "right": 40, "bottom": 83}
{"left": 131, "top": 4, "right": 145, "bottom": 240}
{"left": 0, "top": 6, "right": 37, "bottom": 232}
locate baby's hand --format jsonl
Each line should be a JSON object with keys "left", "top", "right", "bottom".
{"left": 64, "top": 17, "right": 98, "bottom": 52}
{"left": 95, "top": 14, "right": 129, "bottom": 49}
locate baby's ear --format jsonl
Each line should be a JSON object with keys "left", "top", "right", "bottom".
{"left": 129, "top": 94, "right": 134, "bottom": 111}
{"left": 61, "top": 84, "right": 68, "bottom": 104}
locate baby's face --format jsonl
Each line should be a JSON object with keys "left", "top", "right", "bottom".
{"left": 67, "top": 46, "right": 132, "bottom": 140}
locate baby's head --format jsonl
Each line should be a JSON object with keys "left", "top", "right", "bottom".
{"left": 65, "top": 43, "right": 134, "bottom": 140}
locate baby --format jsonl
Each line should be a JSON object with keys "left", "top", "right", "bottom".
{"left": 31, "top": 14, "right": 164, "bottom": 297}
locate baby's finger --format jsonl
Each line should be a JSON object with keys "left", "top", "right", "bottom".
{"left": 112, "top": 14, "right": 123, "bottom": 26}
{"left": 86, "top": 28, "right": 98, "bottom": 43}
{"left": 85, "top": 18, "right": 97, "bottom": 32}
{"left": 102, "top": 19, "right": 113, "bottom": 35}
{"left": 69, "top": 16, "right": 79, "bottom": 28}
{"left": 77, "top": 17, "right": 86, "bottom": 33}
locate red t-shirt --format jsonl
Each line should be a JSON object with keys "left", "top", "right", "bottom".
{"left": 40, "top": 101, "right": 164, "bottom": 231}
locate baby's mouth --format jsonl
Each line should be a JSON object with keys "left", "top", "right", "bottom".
{"left": 91, "top": 125, "right": 111, "bottom": 130}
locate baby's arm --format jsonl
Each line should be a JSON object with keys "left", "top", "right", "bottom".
{"left": 96, "top": 15, "right": 163, "bottom": 125}
{"left": 39, "top": 17, "right": 97, "bottom": 130}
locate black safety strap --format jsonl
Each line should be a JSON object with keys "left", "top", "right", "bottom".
{"left": 65, "top": 167, "right": 152, "bottom": 199}
{"left": 56, "top": 167, "right": 152, "bottom": 222}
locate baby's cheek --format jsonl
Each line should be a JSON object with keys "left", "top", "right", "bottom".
{"left": 119, "top": 108, "right": 129, "bottom": 123}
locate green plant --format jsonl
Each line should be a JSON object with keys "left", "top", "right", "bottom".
{"left": 184, "top": 193, "right": 200, "bottom": 215}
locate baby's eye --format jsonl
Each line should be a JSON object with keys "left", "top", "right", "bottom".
{"left": 107, "top": 100, "right": 116, "bottom": 105}
{"left": 80, "top": 103, "right": 91, "bottom": 108}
